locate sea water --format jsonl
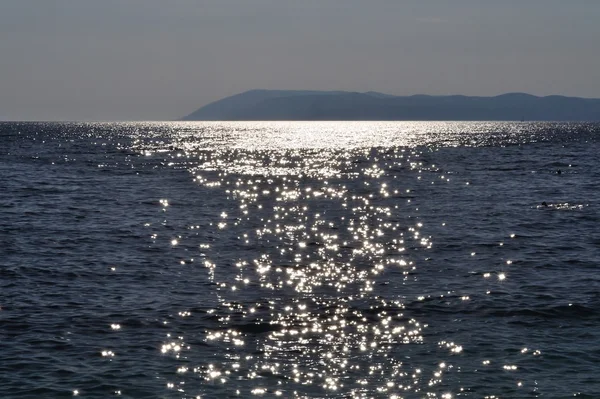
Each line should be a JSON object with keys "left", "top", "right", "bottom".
{"left": 1, "top": 121, "right": 599, "bottom": 398}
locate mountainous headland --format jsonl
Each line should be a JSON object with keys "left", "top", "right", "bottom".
{"left": 182, "top": 90, "right": 600, "bottom": 121}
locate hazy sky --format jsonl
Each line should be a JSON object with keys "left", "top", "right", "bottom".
{"left": 1, "top": 0, "right": 599, "bottom": 120}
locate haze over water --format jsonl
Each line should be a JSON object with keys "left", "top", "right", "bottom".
{"left": 1, "top": 121, "right": 600, "bottom": 398}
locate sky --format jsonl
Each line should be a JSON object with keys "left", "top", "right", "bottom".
{"left": 1, "top": 0, "right": 599, "bottom": 121}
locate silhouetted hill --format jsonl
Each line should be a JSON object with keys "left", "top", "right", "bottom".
{"left": 182, "top": 90, "right": 600, "bottom": 121}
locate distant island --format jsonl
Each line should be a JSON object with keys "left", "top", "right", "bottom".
{"left": 182, "top": 90, "right": 600, "bottom": 121}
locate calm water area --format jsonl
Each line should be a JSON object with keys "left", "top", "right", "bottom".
{"left": 1, "top": 121, "right": 599, "bottom": 398}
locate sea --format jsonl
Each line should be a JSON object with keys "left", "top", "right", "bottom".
{"left": 1, "top": 121, "right": 599, "bottom": 399}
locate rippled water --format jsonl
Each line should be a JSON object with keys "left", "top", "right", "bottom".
{"left": 1, "top": 121, "right": 600, "bottom": 398}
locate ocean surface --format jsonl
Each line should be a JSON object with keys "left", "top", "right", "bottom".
{"left": 1, "top": 121, "right": 600, "bottom": 399}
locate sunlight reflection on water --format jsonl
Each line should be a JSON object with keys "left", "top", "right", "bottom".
{"left": 126, "top": 121, "right": 580, "bottom": 398}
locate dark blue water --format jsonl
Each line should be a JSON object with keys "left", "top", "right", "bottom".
{"left": 1, "top": 121, "right": 599, "bottom": 398}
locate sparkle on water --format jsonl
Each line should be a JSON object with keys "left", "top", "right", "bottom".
{"left": 130, "top": 122, "right": 563, "bottom": 398}
{"left": 2, "top": 121, "right": 599, "bottom": 398}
